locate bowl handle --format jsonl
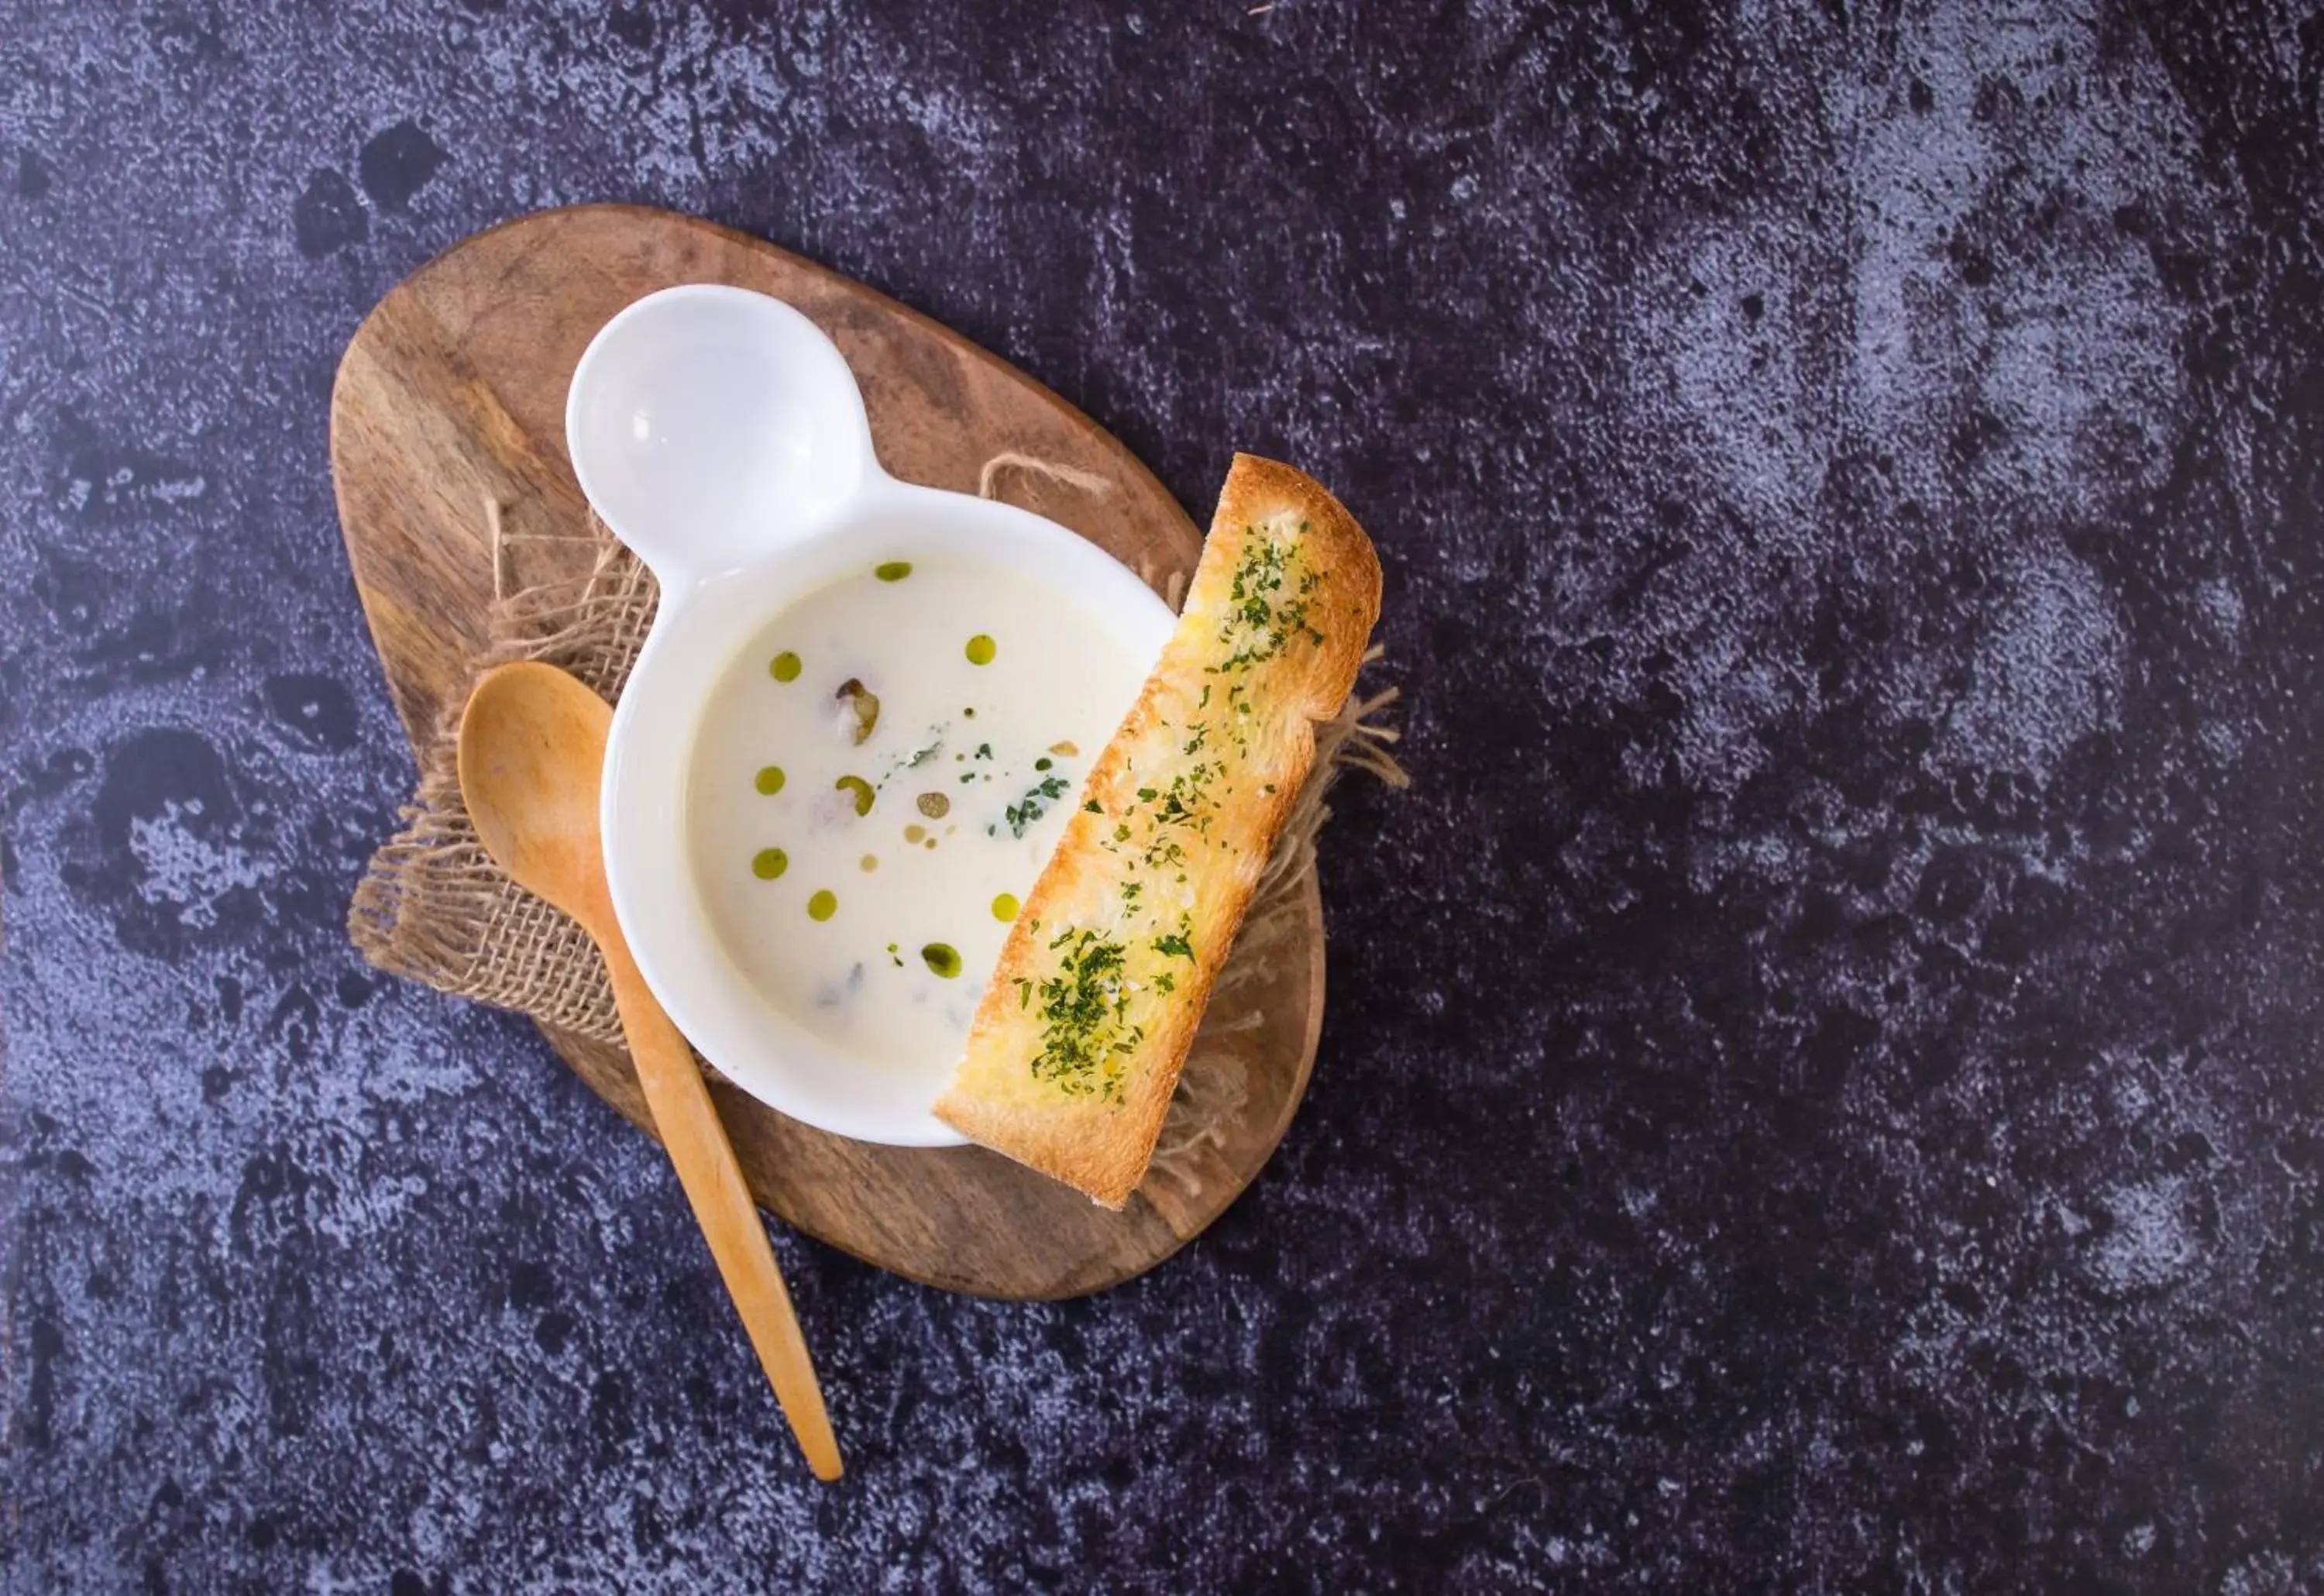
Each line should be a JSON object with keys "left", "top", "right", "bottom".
{"left": 565, "top": 285, "right": 878, "bottom": 588}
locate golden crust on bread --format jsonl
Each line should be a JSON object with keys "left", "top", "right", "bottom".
{"left": 934, "top": 454, "right": 1383, "bottom": 1206}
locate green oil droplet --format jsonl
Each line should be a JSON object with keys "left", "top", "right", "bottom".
{"left": 834, "top": 775, "right": 874, "bottom": 816}
{"left": 806, "top": 889, "right": 837, "bottom": 921}
{"left": 769, "top": 651, "right": 802, "bottom": 682}
{"left": 922, "top": 942, "right": 962, "bottom": 978}
{"left": 964, "top": 634, "right": 996, "bottom": 666}
{"left": 991, "top": 893, "right": 1020, "bottom": 923}
{"left": 875, "top": 560, "right": 913, "bottom": 582}
{"left": 755, "top": 765, "right": 786, "bottom": 795}
{"left": 751, "top": 848, "right": 789, "bottom": 880}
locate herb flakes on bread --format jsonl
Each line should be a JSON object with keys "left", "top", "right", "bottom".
{"left": 935, "top": 454, "right": 1383, "bottom": 1206}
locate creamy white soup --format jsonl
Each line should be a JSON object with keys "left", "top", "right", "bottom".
{"left": 686, "top": 555, "right": 1151, "bottom": 1078}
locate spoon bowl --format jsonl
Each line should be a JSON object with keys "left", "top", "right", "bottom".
{"left": 458, "top": 661, "right": 617, "bottom": 930}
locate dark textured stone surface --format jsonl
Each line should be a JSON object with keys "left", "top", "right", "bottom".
{"left": 5, "top": 2, "right": 2324, "bottom": 1590}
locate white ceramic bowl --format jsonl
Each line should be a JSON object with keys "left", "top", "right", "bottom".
{"left": 567, "top": 284, "right": 1172, "bottom": 1147}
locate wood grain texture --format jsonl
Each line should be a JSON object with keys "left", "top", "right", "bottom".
{"left": 328, "top": 204, "right": 1327, "bottom": 1298}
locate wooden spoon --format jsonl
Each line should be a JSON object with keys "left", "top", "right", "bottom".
{"left": 456, "top": 660, "right": 843, "bottom": 1482}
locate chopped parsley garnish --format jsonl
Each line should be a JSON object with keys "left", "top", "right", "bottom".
{"left": 878, "top": 723, "right": 949, "bottom": 789}
{"left": 1150, "top": 765, "right": 1215, "bottom": 830}
{"left": 1002, "top": 773, "right": 1071, "bottom": 838}
{"left": 1028, "top": 929, "right": 1139, "bottom": 1099}
{"left": 1211, "top": 533, "right": 1325, "bottom": 672}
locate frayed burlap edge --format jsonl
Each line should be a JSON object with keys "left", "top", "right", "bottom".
{"left": 348, "top": 474, "right": 1406, "bottom": 1188}
{"left": 348, "top": 503, "right": 663, "bottom": 1042}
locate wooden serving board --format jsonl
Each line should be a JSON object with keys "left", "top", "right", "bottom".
{"left": 330, "top": 205, "right": 1326, "bottom": 1298}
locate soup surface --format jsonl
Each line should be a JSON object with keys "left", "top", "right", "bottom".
{"left": 687, "top": 554, "right": 1152, "bottom": 1077}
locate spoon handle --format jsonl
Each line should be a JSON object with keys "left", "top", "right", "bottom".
{"left": 599, "top": 933, "right": 844, "bottom": 1482}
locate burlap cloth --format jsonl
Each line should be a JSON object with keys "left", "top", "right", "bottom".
{"left": 348, "top": 463, "right": 1404, "bottom": 1186}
